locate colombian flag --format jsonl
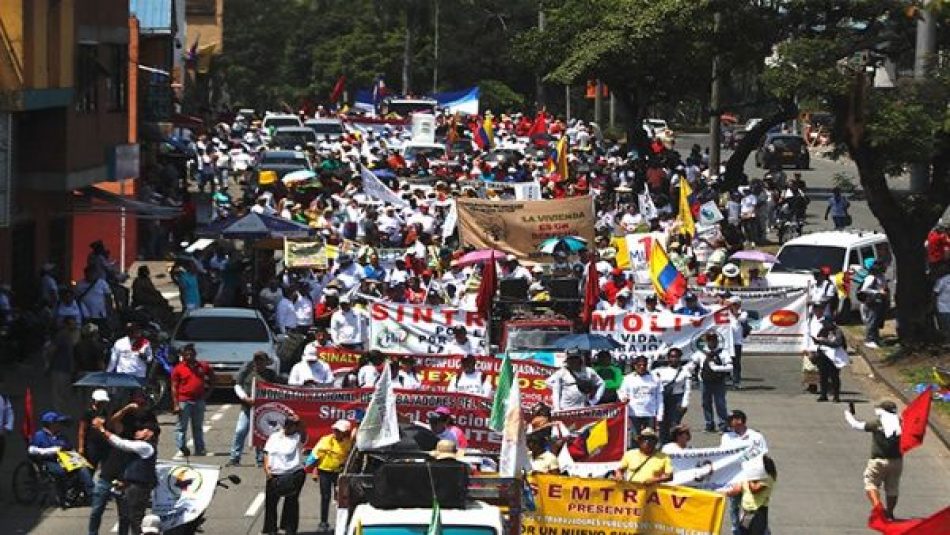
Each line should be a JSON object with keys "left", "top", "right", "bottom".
{"left": 649, "top": 241, "right": 687, "bottom": 307}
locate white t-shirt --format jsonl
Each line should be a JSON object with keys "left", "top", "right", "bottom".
{"left": 264, "top": 430, "right": 303, "bottom": 475}
{"left": 75, "top": 278, "right": 112, "bottom": 319}
{"left": 618, "top": 372, "right": 664, "bottom": 420}
{"left": 107, "top": 337, "right": 153, "bottom": 378}
{"left": 287, "top": 359, "right": 333, "bottom": 386}
{"left": 330, "top": 309, "right": 364, "bottom": 345}
{"left": 357, "top": 364, "right": 380, "bottom": 387}
{"left": 934, "top": 274, "right": 950, "bottom": 313}
{"left": 447, "top": 370, "right": 492, "bottom": 397}
{"left": 545, "top": 367, "right": 604, "bottom": 411}
{"left": 720, "top": 427, "right": 769, "bottom": 456}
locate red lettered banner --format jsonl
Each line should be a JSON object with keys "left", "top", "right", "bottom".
{"left": 252, "top": 384, "right": 495, "bottom": 449}
{"left": 316, "top": 349, "right": 556, "bottom": 405}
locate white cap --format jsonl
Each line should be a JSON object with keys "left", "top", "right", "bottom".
{"left": 505, "top": 254, "right": 517, "bottom": 262}
{"left": 332, "top": 419, "right": 352, "bottom": 432}
{"left": 302, "top": 345, "right": 319, "bottom": 361}
{"left": 91, "top": 389, "right": 110, "bottom": 403}
{"left": 529, "top": 282, "right": 544, "bottom": 293}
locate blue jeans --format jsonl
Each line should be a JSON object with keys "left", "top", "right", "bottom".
{"left": 88, "top": 477, "right": 129, "bottom": 535}
{"left": 176, "top": 399, "right": 206, "bottom": 453}
{"left": 732, "top": 345, "right": 743, "bottom": 386}
{"left": 863, "top": 302, "right": 883, "bottom": 343}
{"left": 701, "top": 381, "right": 729, "bottom": 430}
{"left": 231, "top": 406, "right": 264, "bottom": 464}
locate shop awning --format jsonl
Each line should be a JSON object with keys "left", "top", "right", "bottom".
{"left": 69, "top": 186, "right": 183, "bottom": 220}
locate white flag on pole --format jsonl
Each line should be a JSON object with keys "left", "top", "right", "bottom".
{"left": 498, "top": 372, "right": 531, "bottom": 477}
{"left": 360, "top": 165, "right": 409, "bottom": 208}
{"left": 356, "top": 361, "right": 400, "bottom": 450}
{"left": 638, "top": 183, "right": 658, "bottom": 220}
{"left": 441, "top": 200, "right": 458, "bottom": 239}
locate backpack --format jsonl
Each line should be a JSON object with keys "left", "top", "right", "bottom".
{"left": 700, "top": 350, "right": 727, "bottom": 384}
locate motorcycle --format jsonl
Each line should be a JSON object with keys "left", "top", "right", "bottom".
{"left": 775, "top": 204, "right": 805, "bottom": 244}
{"left": 134, "top": 314, "right": 176, "bottom": 409}
{"left": 162, "top": 474, "right": 242, "bottom": 535}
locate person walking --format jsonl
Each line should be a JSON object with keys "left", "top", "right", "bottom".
{"left": 859, "top": 260, "right": 889, "bottom": 349}
{"left": 812, "top": 316, "right": 849, "bottom": 402}
{"left": 719, "top": 455, "right": 778, "bottom": 535}
{"left": 726, "top": 297, "right": 749, "bottom": 390}
{"left": 44, "top": 315, "right": 80, "bottom": 412}
{"left": 91, "top": 419, "right": 159, "bottom": 535}
{"left": 87, "top": 419, "right": 132, "bottom": 535}
{"left": 77, "top": 389, "right": 111, "bottom": 471}
{"left": 720, "top": 410, "right": 769, "bottom": 535}
{"left": 263, "top": 414, "right": 307, "bottom": 535}
{"left": 310, "top": 419, "right": 353, "bottom": 532}
{"left": 287, "top": 345, "right": 334, "bottom": 387}
{"left": 170, "top": 344, "right": 214, "bottom": 457}
{"left": 825, "top": 187, "right": 851, "bottom": 230}
{"left": 614, "top": 428, "right": 673, "bottom": 484}
{"left": 652, "top": 348, "right": 692, "bottom": 443}
{"left": 107, "top": 323, "right": 152, "bottom": 380}
{"left": 228, "top": 352, "right": 279, "bottom": 467}
{"left": 844, "top": 400, "right": 904, "bottom": 520}
{"left": 545, "top": 349, "right": 604, "bottom": 411}
{"left": 618, "top": 355, "right": 664, "bottom": 437}
{"left": 691, "top": 331, "right": 733, "bottom": 432}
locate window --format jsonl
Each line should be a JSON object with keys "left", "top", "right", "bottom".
{"left": 772, "top": 245, "right": 846, "bottom": 273}
{"left": 105, "top": 44, "right": 126, "bottom": 112}
{"left": 75, "top": 44, "right": 99, "bottom": 113}
{"left": 848, "top": 250, "right": 861, "bottom": 269}
{"left": 175, "top": 316, "right": 270, "bottom": 342}
{"left": 874, "top": 242, "right": 892, "bottom": 264}
{"left": 859, "top": 246, "right": 875, "bottom": 264}
{"left": 186, "top": 0, "right": 216, "bottom": 15}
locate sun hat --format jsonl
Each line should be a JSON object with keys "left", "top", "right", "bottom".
{"left": 722, "top": 263, "right": 740, "bottom": 278}
{"left": 429, "top": 439, "right": 464, "bottom": 460}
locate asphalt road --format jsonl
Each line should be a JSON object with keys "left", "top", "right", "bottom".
{"left": 3, "top": 350, "right": 949, "bottom": 535}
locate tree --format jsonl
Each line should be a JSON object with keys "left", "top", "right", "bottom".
{"left": 763, "top": 1, "right": 950, "bottom": 345}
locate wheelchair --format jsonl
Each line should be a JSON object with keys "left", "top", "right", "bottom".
{"left": 12, "top": 456, "right": 89, "bottom": 508}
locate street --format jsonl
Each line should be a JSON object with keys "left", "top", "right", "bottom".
{"left": 3, "top": 349, "right": 948, "bottom": 534}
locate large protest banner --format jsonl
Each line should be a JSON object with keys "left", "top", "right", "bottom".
{"left": 552, "top": 402, "right": 628, "bottom": 476}
{"left": 456, "top": 196, "right": 595, "bottom": 262}
{"left": 590, "top": 309, "right": 735, "bottom": 360}
{"left": 632, "top": 286, "right": 809, "bottom": 354}
{"left": 252, "top": 384, "right": 496, "bottom": 449}
{"left": 668, "top": 443, "right": 765, "bottom": 490}
{"left": 524, "top": 474, "right": 725, "bottom": 535}
{"left": 152, "top": 461, "right": 220, "bottom": 531}
{"left": 367, "top": 300, "right": 487, "bottom": 354}
{"left": 316, "top": 349, "right": 555, "bottom": 404}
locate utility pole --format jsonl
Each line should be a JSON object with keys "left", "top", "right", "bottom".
{"left": 594, "top": 80, "right": 603, "bottom": 126}
{"left": 565, "top": 85, "right": 571, "bottom": 122}
{"left": 911, "top": 0, "right": 936, "bottom": 193}
{"left": 708, "top": 9, "right": 722, "bottom": 176}
{"left": 432, "top": 0, "right": 439, "bottom": 94}
{"left": 536, "top": 5, "right": 545, "bottom": 108}
{"left": 609, "top": 92, "right": 616, "bottom": 129}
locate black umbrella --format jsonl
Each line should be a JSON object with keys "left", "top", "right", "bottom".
{"left": 551, "top": 333, "right": 622, "bottom": 351}
{"left": 73, "top": 372, "right": 145, "bottom": 389}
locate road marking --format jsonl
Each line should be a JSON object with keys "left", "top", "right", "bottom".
{"left": 211, "top": 413, "right": 224, "bottom": 421}
{"left": 221, "top": 404, "right": 232, "bottom": 410}
{"left": 245, "top": 492, "right": 266, "bottom": 517}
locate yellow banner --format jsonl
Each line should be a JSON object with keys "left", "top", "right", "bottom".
{"left": 524, "top": 474, "right": 725, "bottom": 535}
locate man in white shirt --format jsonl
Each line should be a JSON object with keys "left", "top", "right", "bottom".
{"left": 107, "top": 324, "right": 153, "bottom": 378}
{"left": 291, "top": 288, "right": 314, "bottom": 332}
{"left": 934, "top": 268, "right": 950, "bottom": 339}
{"left": 810, "top": 267, "right": 838, "bottom": 318}
{"left": 502, "top": 255, "right": 532, "bottom": 281}
{"left": 444, "top": 326, "right": 484, "bottom": 356}
{"left": 618, "top": 355, "right": 664, "bottom": 437}
{"left": 329, "top": 296, "right": 364, "bottom": 349}
{"left": 859, "top": 260, "right": 889, "bottom": 348}
{"left": 720, "top": 409, "right": 769, "bottom": 535}
{"left": 75, "top": 266, "right": 113, "bottom": 322}
{"left": 652, "top": 348, "right": 692, "bottom": 443}
{"left": 333, "top": 254, "right": 365, "bottom": 291}
{"left": 287, "top": 345, "right": 334, "bottom": 387}
{"left": 357, "top": 352, "right": 384, "bottom": 387}
{"left": 726, "top": 296, "right": 749, "bottom": 390}
{"left": 545, "top": 350, "right": 605, "bottom": 411}
{"left": 446, "top": 355, "right": 492, "bottom": 398}
{"left": 690, "top": 330, "right": 733, "bottom": 432}
{"left": 274, "top": 291, "right": 297, "bottom": 335}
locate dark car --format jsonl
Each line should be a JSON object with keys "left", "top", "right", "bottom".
{"left": 271, "top": 127, "right": 317, "bottom": 149}
{"left": 755, "top": 133, "right": 809, "bottom": 169}
{"left": 258, "top": 150, "right": 311, "bottom": 180}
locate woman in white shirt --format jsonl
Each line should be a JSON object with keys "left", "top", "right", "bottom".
{"left": 263, "top": 415, "right": 307, "bottom": 535}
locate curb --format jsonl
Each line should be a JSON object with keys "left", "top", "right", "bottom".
{"left": 843, "top": 331, "right": 950, "bottom": 452}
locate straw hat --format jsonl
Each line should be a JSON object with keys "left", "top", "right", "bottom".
{"left": 429, "top": 439, "right": 464, "bottom": 460}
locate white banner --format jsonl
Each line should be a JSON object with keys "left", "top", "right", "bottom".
{"left": 442, "top": 200, "right": 458, "bottom": 238}
{"left": 511, "top": 181, "right": 542, "bottom": 200}
{"left": 629, "top": 286, "right": 809, "bottom": 354}
{"left": 367, "top": 300, "right": 487, "bottom": 354}
{"left": 360, "top": 165, "right": 409, "bottom": 208}
{"left": 590, "top": 309, "right": 735, "bottom": 360}
{"left": 669, "top": 443, "right": 764, "bottom": 490}
{"left": 152, "top": 461, "right": 220, "bottom": 531}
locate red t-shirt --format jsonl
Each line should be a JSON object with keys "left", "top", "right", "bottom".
{"left": 927, "top": 230, "right": 949, "bottom": 264}
{"left": 171, "top": 361, "right": 212, "bottom": 402}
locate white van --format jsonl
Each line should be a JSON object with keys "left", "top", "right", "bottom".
{"left": 766, "top": 230, "right": 895, "bottom": 314}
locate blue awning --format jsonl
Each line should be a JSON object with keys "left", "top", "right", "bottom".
{"left": 130, "top": 0, "right": 173, "bottom": 35}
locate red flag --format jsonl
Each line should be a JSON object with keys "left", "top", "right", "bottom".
{"left": 19, "top": 387, "right": 34, "bottom": 443}
{"left": 528, "top": 111, "right": 548, "bottom": 138}
{"left": 868, "top": 502, "right": 950, "bottom": 534}
{"left": 580, "top": 262, "right": 600, "bottom": 325}
{"left": 475, "top": 255, "right": 497, "bottom": 321}
{"left": 329, "top": 75, "right": 347, "bottom": 103}
{"left": 900, "top": 387, "right": 933, "bottom": 454}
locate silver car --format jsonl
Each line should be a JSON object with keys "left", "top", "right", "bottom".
{"left": 170, "top": 307, "right": 281, "bottom": 387}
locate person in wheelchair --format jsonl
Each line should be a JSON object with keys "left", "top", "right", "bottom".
{"left": 27, "top": 411, "right": 94, "bottom": 506}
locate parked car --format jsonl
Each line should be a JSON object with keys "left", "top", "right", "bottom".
{"left": 766, "top": 230, "right": 895, "bottom": 317}
{"left": 170, "top": 307, "right": 284, "bottom": 387}
{"left": 755, "top": 133, "right": 810, "bottom": 169}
